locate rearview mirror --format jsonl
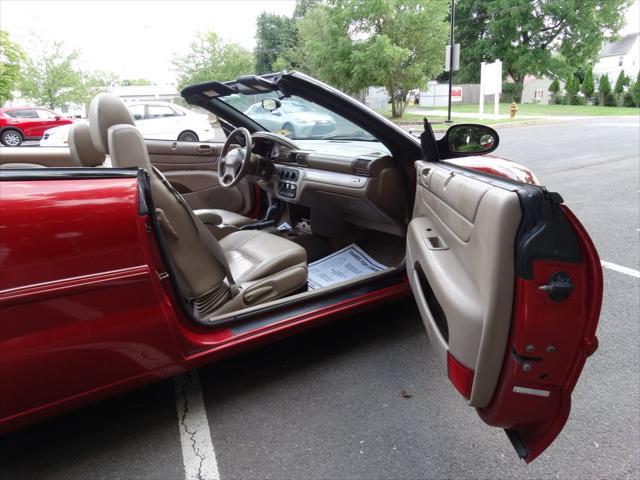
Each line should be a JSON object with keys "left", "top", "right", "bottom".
{"left": 445, "top": 124, "right": 499, "bottom": 155}
{"left": 262, "top": 98, "right": 281, "bottom": 111}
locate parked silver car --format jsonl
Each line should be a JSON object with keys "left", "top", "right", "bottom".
{"left": 244, "top": 100, "right": 336, "bottom": 139}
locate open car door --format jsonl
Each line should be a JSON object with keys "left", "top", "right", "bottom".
{"left": 406, "top": 160, "right": 602, "bottom": 462}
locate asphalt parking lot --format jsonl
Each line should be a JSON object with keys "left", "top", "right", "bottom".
{"left": 1, "top": 116, "right": 638, "bottom": 479}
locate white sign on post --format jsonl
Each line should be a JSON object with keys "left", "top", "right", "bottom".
{"left": 479, "top": 59, "right": 502, "bottom": 119}
{"left": 445, "top": 44, "right": 460, "bottom": 72}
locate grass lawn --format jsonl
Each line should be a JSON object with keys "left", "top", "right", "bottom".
{"left": 376, "top": 109, "right": 537, "bottom": 127}
{"left": 414, "top": 102, "right": 640, "bottom": 117}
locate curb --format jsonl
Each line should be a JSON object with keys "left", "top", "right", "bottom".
{"left": 393, "top": 117, "right": 569, "bottom": 133}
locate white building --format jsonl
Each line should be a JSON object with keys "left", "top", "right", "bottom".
{"left": 107, "top": 85, "right": 179, "bottom": 104}
{"left": 593, "top": 32, "right": 640, "bottom": 83}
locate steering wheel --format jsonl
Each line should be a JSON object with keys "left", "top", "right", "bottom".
{"left": 218, "top": 127, "right": 252, "bottom": 188}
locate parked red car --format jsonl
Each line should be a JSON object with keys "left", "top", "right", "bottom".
{"left": 0, "top": 72, "right": 602, "bottom": 463}
{"left": 0, "top": 107, "right": 74, "bottom": 146}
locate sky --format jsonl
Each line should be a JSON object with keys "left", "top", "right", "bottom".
{"left": 0, "top": 0, "right": 297, "bottom": 84}
{"left": 1, "top": 0, "right": 638, "bottom": 85}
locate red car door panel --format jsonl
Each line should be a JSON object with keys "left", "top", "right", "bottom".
{"left": 0, "top": 173, "right": 183, "bottom": 430}
{"left": 407, "top": 161, "right": 602, "bottom": 462}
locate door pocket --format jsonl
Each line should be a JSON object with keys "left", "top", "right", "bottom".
{"left": 413, "top": 263, "right": 449, "bottom": 342}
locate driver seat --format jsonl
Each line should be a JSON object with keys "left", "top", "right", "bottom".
{"left": 86, "top": 93, "right": 253, "bottom": 227}
{"left": 104, "top": 120, "right": 307, "bottom": 317}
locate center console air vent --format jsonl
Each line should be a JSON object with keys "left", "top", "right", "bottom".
{"left": 295, "top": 152, "right": 309, "bottom": 166}
{"left": 352, "top": 158, "right": 372, "bottom": 176}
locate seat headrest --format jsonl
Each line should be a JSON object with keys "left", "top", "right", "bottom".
{"left": 69, "top": 122, "right": 106, "bottom": 167}
{"left": 89, "top": 93, "right": 134, "bottom": 154}
{"left": 108, "top": 124, "right": 152, "bottom": 172}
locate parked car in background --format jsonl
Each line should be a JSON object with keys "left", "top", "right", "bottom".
{"left": 40, "top": 101, "right": 214, "bottom": 146}
{"left": 0, "top": 107, "right": 74, "bottom": 146}
{"left": 244, "top": 99, "right": 336, "bottom": 138}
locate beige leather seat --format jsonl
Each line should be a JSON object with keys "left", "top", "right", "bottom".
{"left": 69, "top": 122, "right": 107, "bottom": 167}
{"left": 209, "top": 209, "right": 254, "bottom": 228}
{"left": 87, "top": 93, "right": 252, "bottom": 227}
{"left": 89, "top": 94, "right": 307, "bottom": 318}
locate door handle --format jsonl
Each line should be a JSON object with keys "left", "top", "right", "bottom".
{"left": 421, "top": 167, "right": 432, "bottom": 187}
{"left": 196, "top": 144, "right": 211, "bottom": 153}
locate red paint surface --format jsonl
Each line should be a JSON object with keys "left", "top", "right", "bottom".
{"left": 447, "top": 352, "right": 474, "bottom": 400}
{"left": 0, "top": 175, "right": 411, "bottom": 433}
{"left": 448, "top": 155, "right": 539, "bottom": 184}
{"left": 0, "top": 178, "right": 183, "bottom": 432}
{"left": 477, "top": 205, "right": 602, "bottom": 462}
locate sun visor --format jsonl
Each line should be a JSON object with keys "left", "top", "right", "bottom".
{"left": 180, "top": 81, "right": 238, "bottom": 102}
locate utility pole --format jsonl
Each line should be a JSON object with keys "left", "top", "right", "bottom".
{"left": 446, "top": 0, "right": 456, "bottom": 123}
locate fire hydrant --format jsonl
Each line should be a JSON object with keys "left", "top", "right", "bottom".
{"left": 509, "top": 102, "right": 518, "bottom": 118}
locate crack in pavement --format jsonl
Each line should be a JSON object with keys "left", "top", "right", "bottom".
{"left": 174, "top": 371, "right": 219, "bottom": 480}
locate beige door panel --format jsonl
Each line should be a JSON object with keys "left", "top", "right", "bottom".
{"left": 0, "top": 147, "right": 78, "bottom": 167}
{"left": 407, "top": 160, "right": 522, "bottom": 408}
{"left": 145, "top": 139, "right": 253, "bottom": 215}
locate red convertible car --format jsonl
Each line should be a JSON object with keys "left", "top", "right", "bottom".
{"left": 0, "top": 72, "right": 602, "bottom": 463}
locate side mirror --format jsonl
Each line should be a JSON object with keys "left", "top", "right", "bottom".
{"left": 54, "top": 115, "right": 62, "bottom": 120}
{"left": 443, "top": 124, "right": 499, "bottom": 156}
{"left": 133, "top": 113, "right": 143, "bottom": 121}
{"left": 262, "top": 98, "right": 281, "bottom": 111}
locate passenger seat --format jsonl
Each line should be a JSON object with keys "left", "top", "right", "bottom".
{"left": 69, "top": 122, "right": 107, "bottom": 167}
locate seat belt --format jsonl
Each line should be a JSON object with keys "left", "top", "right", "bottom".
{"left": 151, "top": 167, "right": 239, "bottom": 296}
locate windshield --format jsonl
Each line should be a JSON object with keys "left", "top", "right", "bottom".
{"left": 219, "top": 92, "right": 376, "bottom": 141}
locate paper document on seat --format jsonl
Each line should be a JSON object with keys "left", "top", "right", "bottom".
{"left": 307, "top": 243, "right": 387, "bottom": 290}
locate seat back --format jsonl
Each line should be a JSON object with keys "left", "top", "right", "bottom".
{"left": 89, "top": 93, "right": 135, "bottom": 154}
{"left": 108, "top": 123, "right": 227, "bottom": 304}
{"left": 69, "top": 122, "right": 106, "bottom": 167}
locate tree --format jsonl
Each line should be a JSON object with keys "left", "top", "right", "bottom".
{"left": 630, "top": 74, "right": 640, "bottom": 107}
{"left": 0, "top": 30, "right": 25, "bottom": 105}
{"left": 548, "top": 77, "right": 560, "bottom": 99}
{"left": 121, "top": 78, "right": 153, "bottom": 86}
{"left": 454, "top": 0, "right": 628, "bottom": 101}
{"left": 613, "top": 69, "right": 630, "bottom": 105}
{"left": 290, "top": 0, "right": 449, "bottom": 117}
{"left": 19, "top": 42, "right": 88, "bottom": 109}
{"left": 599, "top": 73, "right": 613, "bottom": 106}
{"left": 293, "top": 0, "right": 321, "bottom": 18}
{"left": 565, "top": 75, "right": 580, "bottom": 104}
{"left": 581, "top": 67, "right": 595, "bottom": 99}
{"left": 255, "top": 13, "right": 298, "bottom": 74}
{"left": 172, "top": 31, "right": 254, "bottom": 89}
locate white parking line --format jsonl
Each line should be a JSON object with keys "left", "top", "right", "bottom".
{"left": 174, "top": 371, "right": 220, "bottom": 480}
{"left": 601, "top": 261, "right": 640, "bottom": 279}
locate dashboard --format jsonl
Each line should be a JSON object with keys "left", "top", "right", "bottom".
{"left": 251, "top": 132, "right": 407, "bottom": 237}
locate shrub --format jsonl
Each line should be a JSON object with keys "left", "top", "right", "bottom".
{"left": 571, "top": 95, "right": 586, "bottom": 105}
{"left": 565, "top": 76, "right": 580, "bottom": 104}
{"left": 501, "top": 82, "right": 523, "bottom": 103}
{"left": 599, "top": 74, "right": 613, "bottom": 106}
{"left": 548, "top": 78, "right": 560, "bottom": 96}
{"left": 582, "top": 67, "right": 595, "bottom": 98}
{"left": 630, "top": 77, "right": 640, "bottom": 107}
{"left": 614, "top": 70, "right": 629, "bottom": 95}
